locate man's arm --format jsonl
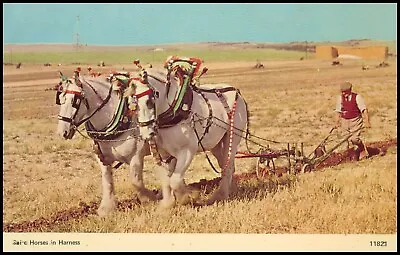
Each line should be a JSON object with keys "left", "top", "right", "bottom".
{"left": 335, "top": 112, "right": 342, "bottom": 128}
{"left": 356, "top": 94, "right": 371, "bottom": 128}
{"left": 362, "top": 109, "right": 371, "bottom": 128}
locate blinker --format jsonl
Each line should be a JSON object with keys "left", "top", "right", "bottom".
{"left": 72, "top": 96, "right": 81, "bottom": 108}
{"left": 55, "top": 91, "right": 62, "bottom": 105}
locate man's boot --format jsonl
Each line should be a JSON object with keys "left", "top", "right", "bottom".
{"left": 354, "top": 141, "right": 367, "bottom": 161}
{"left": 359, "top": 144, "right": 369, "bottom": 160}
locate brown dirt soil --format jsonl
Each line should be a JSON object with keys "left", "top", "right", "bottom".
{"left": 2, "top": 138, "right": 396, "bottom": 233}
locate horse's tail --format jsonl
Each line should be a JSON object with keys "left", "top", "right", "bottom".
{"left": 237, "top": 89, "right": 255, "bottom": 154}
{"left": 243, "top": 96, "right": 254, "bottom": 154}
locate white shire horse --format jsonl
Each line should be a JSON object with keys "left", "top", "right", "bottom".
{"left": 55, "top": 71, "right": 166, "bottom": 216}
{"left": 126, "top": 66, "right": 249, "bottom": 208}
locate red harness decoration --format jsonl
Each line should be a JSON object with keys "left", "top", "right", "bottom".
{"left": 222, "top": 99, "right": 238, "bottom": 172}
{"left": 129, "top": 77, "right": 153, "bottom": 99}
{"left": 90, "top": 72, "right": 101, "bottom": 77}
{"left": 65, "top": 90, "right": 82, "bottom": 96}
{"left": 135, "top": 89, "right": 153, "bottom": 99}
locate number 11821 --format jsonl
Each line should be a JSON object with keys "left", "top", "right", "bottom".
{"left": 370, "top": 241, "right": 387, "bottom": 247}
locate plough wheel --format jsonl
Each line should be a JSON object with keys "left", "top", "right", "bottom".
{"left": 256, "top": 157, "right": 275, "bottom": 178}
{"left": 255, "top": 157, "right": 263, "bottom": 178}
{"left": 301, "top": 163, "right": 313, "bottom": 173}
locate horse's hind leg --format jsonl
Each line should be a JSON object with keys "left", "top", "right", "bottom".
{"left": 97, "top": 159, "right": 117, "bottom": 217}
{"left": 208, "top": 134, "right": 238, "bottom": 205}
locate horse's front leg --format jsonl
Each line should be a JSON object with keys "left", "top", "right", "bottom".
{"left": 156, "top": 158, "right": 176, "bottom": 209}
{"left": 97, "top": 158, "right": 117, "bottom": 217}
{"left": 168, "top": 149, "right": 199, "bottom": 206}
{"left": 129, "top": 149, "right": 157, "bottom": 203}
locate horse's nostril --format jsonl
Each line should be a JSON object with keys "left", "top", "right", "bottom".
{"left": 63, "top": 131, "right": 68, "bottom": 138}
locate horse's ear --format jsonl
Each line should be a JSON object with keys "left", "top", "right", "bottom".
{"left": 59, "top": 71, "right": 68, "bottom": 82}
{"left": 74, "top": 74, "right": 83, "bottom": 87}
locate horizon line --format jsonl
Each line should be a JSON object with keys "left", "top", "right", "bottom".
{"left": 3, "top": 38, "right": 396, "bottom": 47}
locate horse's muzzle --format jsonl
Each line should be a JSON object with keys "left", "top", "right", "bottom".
{"left": 63, "top": 128, "right": 76, "bottom": 139}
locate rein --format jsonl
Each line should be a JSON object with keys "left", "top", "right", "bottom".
{"left": 73, "top": 78, "right": 114, "bottom": 128}
{"left": 57, "top": 88, "right": 86, "bottom": 124}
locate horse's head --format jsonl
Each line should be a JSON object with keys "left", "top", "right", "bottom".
{"left": 56, "top": 71, "right": 87, "bottom": 139}
{"left": 108, "top": 71, "right": 131, "bottom": 91}
{"left": 123, "top": 71, "right": 157, "bottom": 141}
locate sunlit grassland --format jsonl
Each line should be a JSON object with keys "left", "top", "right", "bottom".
{"left": 3, "top": 48, "right": 308, "bottom": 65}
{"left": 8, "top": 150, "right": 396, "bottom": 234}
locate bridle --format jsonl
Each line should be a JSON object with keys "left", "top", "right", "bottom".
{"left": 129, "top": 75, "right": 157, "bottom": 129}
{"left": 56, "top": 77, "right": 114, "bottom": 131}
{"left": 56, "top": 80, "right": 85, "bottom": 124}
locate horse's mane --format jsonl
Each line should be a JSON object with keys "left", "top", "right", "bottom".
{"left": 145, "top": 68, "right": 168, "bottom": 81}
{"left": 79, "top": 75, "right": 112, "bottom": 98}
{"left": 80, "top": 75, "right": 109, "bottom": 86}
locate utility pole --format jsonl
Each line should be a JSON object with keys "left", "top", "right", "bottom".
{"left": 74, "top": 15, "right": 80, "bottom": 51}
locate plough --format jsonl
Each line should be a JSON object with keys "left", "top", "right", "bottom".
{"left": 236, "top": 127, "right": 356, "bottom": 178}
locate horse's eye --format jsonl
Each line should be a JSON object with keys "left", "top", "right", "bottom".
{"left": 55, "top": 91, "right": 62, "bottom": 105}
{"left": 146, "top": 98, "right": 155, "bottom": 108}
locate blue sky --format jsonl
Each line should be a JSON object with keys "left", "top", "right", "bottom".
{"left": 3, "top": 3, "right": 397, "bottom": 45}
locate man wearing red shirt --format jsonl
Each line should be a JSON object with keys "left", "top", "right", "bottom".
{"left": 334, "top": 81, "right": 371, "bottom": 160}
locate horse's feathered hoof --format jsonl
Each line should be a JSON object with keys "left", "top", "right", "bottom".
{"left": 97, "top": 200, "right": 117, "bottom": 217}
{"left": 159, "top": 198, "right": 176, "bottom": 209}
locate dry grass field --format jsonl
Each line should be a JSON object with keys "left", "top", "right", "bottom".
{"left": 2, "top": 42, "right": 397, "bottom": 250}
